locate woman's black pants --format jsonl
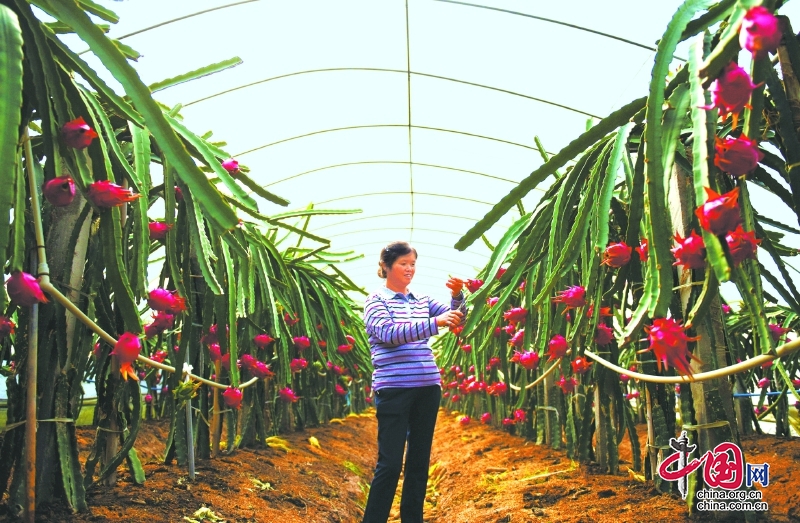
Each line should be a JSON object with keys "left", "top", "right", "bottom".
{"left": 361, "top": 385, "right": 441, "bottom": 523}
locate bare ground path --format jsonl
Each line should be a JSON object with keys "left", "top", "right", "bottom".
{"left": 8, "top": 409, "right": 799, "bottom": 522}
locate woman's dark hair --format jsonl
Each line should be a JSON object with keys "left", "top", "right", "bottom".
{"left": 378, "top": 241, "right": 417, "bottom": 278}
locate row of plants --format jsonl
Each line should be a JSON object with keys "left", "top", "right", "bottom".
{"left": 0, "top": 0, "right": 372, "bottom": 515}
{"left": 435, "top": 0, "right": 800, "bottom": 512}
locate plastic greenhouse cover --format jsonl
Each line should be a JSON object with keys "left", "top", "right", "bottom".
{"left": 54, "top": 0, "right": 800, "bottom": 303}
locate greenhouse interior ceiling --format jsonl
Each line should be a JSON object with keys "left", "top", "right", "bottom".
{"left": 59, "top": 0, "right": 800, "bottom": 301}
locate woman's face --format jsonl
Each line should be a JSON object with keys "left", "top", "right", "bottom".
{"left": 386, "top": 252, "right": 416, "bottom": 289}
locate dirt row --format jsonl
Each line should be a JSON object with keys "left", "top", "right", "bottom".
{"left": 11, "top": 409, "right": 800, "bottom": 522}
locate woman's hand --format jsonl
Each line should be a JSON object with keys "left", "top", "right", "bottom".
{"left": 436, "top": 310, "right": 464, "bottom": 329}
{"left": 446, "top": 277, "right": 466, "bottom": 298}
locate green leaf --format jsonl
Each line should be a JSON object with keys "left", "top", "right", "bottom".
{"left": 182, "top": 183, "right": 223, "bottom": 295}
{"left": 166, "top": 113, "right": 259, "bottom": 210}
{"left": 42, "top": 26, "right": 143, "bottom": 125}
{"left": 39, "top": 0, "right": 239, "bottom": 231}
{"left": 226, "top": 197, "right": 332, "bottom": 244}
{"left": 148, "top": 57, "right": 243, "bottom": 93}
{"left": 596, "top": 124, "right": 633, "bottom": 250}
{"left": 99, "top": 207, "right": 142, "bottom": 334}
{"left": 697, "top": 2, "right": 750, "bottom": 88}
{"left": 642, "top": 0, "right": 714, "bottom": 319}
{"left": 455, "top": 95, "right": 647, "bottom": 251}
{"left": 764, "top": 65, "right": 800, "bottom": 221}
{"left": 111, "top": 38, "right": 141, "bottom": 61}
{"left": 689, "top": 35, "right": 730, "bottom": 282}
{"left": 10, "top": 155, "right": 25, "bottom": 273}
{"left": 45, "top": 21, "right": 109, "bottom": 33}
{"left": 462, "top": 210, "right": 536, "bottom": 334}
{"left": 235, "top": 170, "right": 291, "bottom": 207}
{"left": 76, "top": 0, "right": 119, "bottom": 23}
{"left": 268, "top": 208, "right": 361, "bottom": 220}
{"left": 533, "top": 142, "right": 611, "bottom": 307}
{"left": 0, "top": 5, "right": 23, "bottom": 274}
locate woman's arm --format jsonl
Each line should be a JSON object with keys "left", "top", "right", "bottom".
{"left": 364, "top": 296, "right": 439, "bottom": 345}
{"left": 429, "top": 292, "right": 467, "bottom": 325}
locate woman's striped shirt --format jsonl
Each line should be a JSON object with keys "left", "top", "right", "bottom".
{"left": 364, "top": 286, "right": 466, "bottom": 391}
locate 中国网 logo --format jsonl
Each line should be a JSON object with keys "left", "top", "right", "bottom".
{"left": 657, "top": 431, "right": 770, "bottom": 512}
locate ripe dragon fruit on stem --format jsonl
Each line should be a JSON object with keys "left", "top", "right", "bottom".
{"left": 293, "top": 336, "right": 311, "bottom": 351}
{"left": 147, "top": 288, "right": 187, "bottom": 314}
{"left": 0, "top": 316, "right": 15, "bottom": 340}
{"left": 552, "top": 285, "right": 586, "bottom": 311}
{"left": 148, "top": 221, "right": 172, "bottom": 242}
{"left": 223, "top": 387, "right": 243, "bottom": 409}
{"left": 509, "top": 329, "right": 525, "bottom": 348}
{"left": 557, "top": 375, "right": 578, "bottom": 394}
{"left": 466, "top": 279, "right": 483, "bottom": 293}
{"left": 704, "top": 62, "right": 760, "bottom": 126}
{"left": 725, "top": 225, "right": 760, "bottom": 266}
{"left": 290, "top": 358, "right": 308, "bottom": 373}
{"left": 111, "top": 332, "right": 141, "bottom": 381}
{"left": 635, "top": 238, "right": 648, "bottom": 262}
{"left": 672, "top": 231, "right": 707, "bottom": 270}
{"left": 714, "top": 135, "right": 763, "bottom": 177}
{"left": 253, "top": 333, "right": 275, "bottom": 349}
{"left": 87, "top": 180, "right": 140, "bottom": 208}
{"left": 511, "top": 350, "right": 540, "bottom": 370}
{"left": 6, "top": 271, "right": 48, "bottom": 306}
{"left": 570, "top": 357, "right": 592, "bottom": 375}
{"left": 767, "top": 323, "right": 791, "bottom": 342}
{"left": 60, "top": 117, "right": 98, "bottom": 149}
{"left": 547, "top": 334, "right": 569, "bottom": 361}
{"left": 644, "top": 318, "right": 701, "bottom": 376}
{"left": 595, "top": 324, "right": 614, "bottom": 346}
{"left": 43, "top": 176, "right": 76, "bottom": 207}
{"left": 602, "top": 242, "right": 632, "bottom": 268}
{"left": 487, "top": 382, "right": 507, "bottom": 396}
{"left": 252, "top": 361, "right": 274, "bottom": 379}
{"left": 221, "top": 158, "right": 239, "bottom": 174}
{"left": 503, "top": 307, "right": 527, "bottom": 324}
{"left": 695, "top": 187, "right": 741, "bottom": 236}
{"left": 208, "top": 343, "right": 221, "bottom": 363}
{"left": 739, "top": 6, "right": 782, "bottom": 59}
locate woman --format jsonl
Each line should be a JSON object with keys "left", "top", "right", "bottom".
{"left": 361, "top": 241, "right": 466, "bottom": 523}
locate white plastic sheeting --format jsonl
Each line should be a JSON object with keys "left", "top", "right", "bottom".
{"left": 61, "top": 0, "right": 800, "bottom": 302}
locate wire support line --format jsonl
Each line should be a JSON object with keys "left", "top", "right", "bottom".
{"left": 433, "top": 0, "right": 687, "bottom": 62}
{"left": 342, "top": 253, "right": 480, "bottom": 270}
{"left": 405, "top": 0, "right": 416, "bottom": 237}
{"left": 325, "top": 226, "right": 466, "bottom": 240}
{"left": 313, "top": 211, "right": 477, "bottom": 232}
{"left": 182, "top": 67, "right": 602, "bottom": 118}
{"left": 234, "top": 124, "right": 560, "bottom": 157}
{"left": 314, "top": 190, "right": 498, "bottom": 207}
{"left": 343, "top": 239, "right": 491, "bottom": 258}
{"left": 262, "top": 160, "right": 548, "bottom": 188}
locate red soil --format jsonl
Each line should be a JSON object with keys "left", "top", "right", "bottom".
{"left": 12, "top": 410, "right": 800, "bottom": 522}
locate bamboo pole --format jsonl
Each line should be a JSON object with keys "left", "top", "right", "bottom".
{"left": 25, "top": 254, "right": 38, "bottom": 523}
{"left": 583, "top": 337, "right": 800, "bottom": 383}
{"left": 645, "top": 386, "right": 657, "bottom": 481}
{"left": 22, "top": 129, "right": 45, "bottom": 523}
{"left": 210, "top": 361, "right": 222, "bottom": 457}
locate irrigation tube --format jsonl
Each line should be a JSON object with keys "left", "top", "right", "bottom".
{"left": 732, "top": 389, "right": 800, "bottom": 398}
{"left": 583, "top": 336, "right": 800, "bottom": 384}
